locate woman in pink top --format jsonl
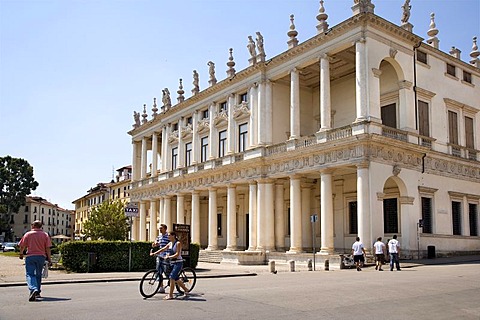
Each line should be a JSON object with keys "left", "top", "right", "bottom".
{"left": 18, "top": 220, "right": 52, "bottom": 302}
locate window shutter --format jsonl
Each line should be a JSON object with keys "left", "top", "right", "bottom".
{"left": 381, "top": 104, "right": 397, "bottom": 128}
{"left": 448, "top": 111, "right": 458, "bottom": 145}
{"left": 418, "top": 101, "right": 430, "bottom": 137}
{"left": 465, "top": 116, "right": 474, "bottom": 149}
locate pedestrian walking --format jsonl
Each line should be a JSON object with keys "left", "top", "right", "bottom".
{"left": 373, "top": 237, "right": 386, "bottom": 271}
{"left": 388, "top": 235, "right": 401, "bottom": 271}
{"left": 18, "top": 220, "right": 52, "bottom": 301}
{"left": 352, "top": 237, "right": 366, "bottom": 271}
{"left": 151, "top": 224, "right": 169, "bottom": 293}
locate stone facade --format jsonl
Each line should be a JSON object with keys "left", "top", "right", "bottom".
{"left": 128, "top": 1, "right": 480, "bottom": 260}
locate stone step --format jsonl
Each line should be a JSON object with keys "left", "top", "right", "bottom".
{"left": 199, "top": 250, "right": 223, "bottom": 263}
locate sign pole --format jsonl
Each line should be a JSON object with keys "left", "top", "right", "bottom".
{"left": 311, "top": 214, "right": 317, "bottom": 271}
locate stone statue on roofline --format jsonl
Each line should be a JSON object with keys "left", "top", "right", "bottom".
{"left": 133, "top": 111, "right": 140, "bottom": 128}
{"left": 192, "top": 70, "right": 200, "bottom": 95}
{"left": 256, "top": 31, "right": 266, "bottom": 63}
{"left": 401, "top": 0, "right": 411, "bottom": 24}
{"left": 162, "top": 88, "right": 172, "bottom": 110}
{"left": 247, "top": 35, "right": 257, "bottom": 66}
{"left": 207, "top": 61, "right": 217, "bottom": 86}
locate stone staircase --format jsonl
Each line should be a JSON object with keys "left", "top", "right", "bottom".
{"left": 199, "top": 249, "right": 223, "bottom": 263}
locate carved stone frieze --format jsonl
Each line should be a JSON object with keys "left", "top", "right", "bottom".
{"left": 181, "top": 123, "right": 193, "bottom": 139}
{"left": 233, "top": 102, "right": 250, "bottom": 120}
{"left": 168, "top": 130, "right": 179, "bottom": 144}
{"left": 197, "top": 118, "right": 209, "bottom": 134}
{"left": 425, "top": 157, "right": 480, "bottom": 182}
{"left": 213, "top": 110, "right": 228, "bottom": 127}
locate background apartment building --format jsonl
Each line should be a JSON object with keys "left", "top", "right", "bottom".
{"left": 127, "top": 1, "right": 479, "bottom": 263}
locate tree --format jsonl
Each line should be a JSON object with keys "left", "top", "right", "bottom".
{"left": 0, "top": 156, "right": 39, "bottom": 240}
{"left": 83, "top": 199, "right": 129, "bottom": 241}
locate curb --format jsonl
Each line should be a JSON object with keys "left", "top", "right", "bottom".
{"left": 0, "top": 272, "right": 257, "bottom": 288}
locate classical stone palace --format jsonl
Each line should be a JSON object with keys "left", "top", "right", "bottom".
{"left": 127, "top": 0, "right": 480, "bottom": 263}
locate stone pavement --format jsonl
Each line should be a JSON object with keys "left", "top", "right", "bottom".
{"left": 1, "top": 254, "right": 478, "bottom": 288}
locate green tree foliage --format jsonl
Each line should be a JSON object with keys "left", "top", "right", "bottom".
{"left": 0, "top": 156, "right": 39, "bottom": 238}
{"left": 83, "top": 199, "right": 129, "bottom": 241}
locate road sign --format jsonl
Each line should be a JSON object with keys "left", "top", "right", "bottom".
{"left": 125, "top": 202, "right": 139, "bottom": 217}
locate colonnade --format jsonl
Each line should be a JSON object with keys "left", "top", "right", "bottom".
{"left": 131, "top": 164, "right": 372, "bottom": 255}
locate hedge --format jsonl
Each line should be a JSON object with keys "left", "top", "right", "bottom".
{"left": 58, "top": 241, "right": 200, "bottom": 273}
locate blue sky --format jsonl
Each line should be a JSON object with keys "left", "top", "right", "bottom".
{"left": 1, "top": 0, "right": 479, "bottom": 210}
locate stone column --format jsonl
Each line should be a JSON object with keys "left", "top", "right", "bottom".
{"left": 264, "top": 80, "right": 273, "bottom": 144}
{"left": 191, "top": 191, "right": 201, "bottom": 244}
{"left": 161, "top": 126, "right": 167, "bottom": 172}
{"left": 164, "top": 196, "right": 172, "bottom": 230}
{"left": 256, "top": 180, "right": 266, "bottom": 250}
{"left": 275, "top": 180, "right": 285, "bottom": 251}
{"left": 249, "top": 84, "right": 258, "bottom": 147}
{"left": 132, "top": 140, "right": 141, "bottom": 181}
{"left": 192, "top": 111, "right": 199, "bottom": 165}
{"left": 207, "top": 188, "right": 218, "bottom": 250}
{"left": 139, "top": 200, "right": 147, "bottom": 241}
{"left": 355, "top": 38, "right": 368, "bottom": 122}
{"left": 208, "top": 102, "right": 217, "bottom": 159}
{"left": 319, "top": 54, "right": 332, "bottom": 131}
{"left": 151, "top": 133, "right": 158, "bottom": 177}
{"left": 265, "top": 180, "right": 275, "bottom": 250}
{"left": 301, "top": 181, "right": 312, "bottom": 251}
{"left": 357, "top": 162, "right": 372, "bottom": 253}
{"left": 227, "top": 94, "right": 235, "bottom": 154}
{"left": 131, "top": 216, "right": 139, "bottom": 241}
{"left": 177, "top": 118, "right": 184, "bottom": 169}
{"left": 248, "top": 182, "right": 257, "bottom": 251}
{"left": 290, "top": 68, "right": 300, "bottom": 139}
{"left": 176, "top": 194, "right": 185, "bottom": 224}
{"left": 288, "top": 175, "right": 302, "bottom": 253}
{"left": 225, "top": 184, "right": 237, "bottom": 251}
{"left": 319, "top": 170, "right": 334, "bottom": 254}
{"left": 141, "top": 137, "right": 148, "bottom": 179}
{"left": 149, "top": 199, "right": 158, "bottom": 241}
{"left": 257, "top": 81, "right": 266, "bottom": 145}
{"left": 159, "top": 197, "right": 165, "bottom": 224}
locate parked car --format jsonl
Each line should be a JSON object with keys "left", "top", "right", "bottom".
{"left": 2, "top": 242, "right": 17, "bottom": 252}
{"left": 0, "top": 242, "right": 4, "bottom": 251}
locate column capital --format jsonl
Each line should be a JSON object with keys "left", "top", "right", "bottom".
{"left": 291, "top": 67, "right": 299, "bottom": 74}
{"left": 256, "top": 178, "right": 275, "bottom": 184}
{"left": 320, "top": 168, "right": 335, "bottom": 175}
{"left": 356, "top": 161, "right": 370, "bottom": 169}
{"left": 319, "top": 52, "right": 332, "bottom": 61}
{"left": 288, "top": 174, "right": 302, "bottom": 180}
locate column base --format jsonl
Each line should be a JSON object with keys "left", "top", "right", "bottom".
{"left": 223, "top": 246, "right": 237, "bottom": 252}
{"left": 206, "top": 246, "right": 218, "bottom": 251}
{"left": 318, "top": 248, "right": 334, "bottom": 255}
{"left": 286, "top": 248, "right": 303, "bottom": 254}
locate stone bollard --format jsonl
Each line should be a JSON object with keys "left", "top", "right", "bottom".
{"left": 324, "top": 259, "right": 330, "bottom": 271}
{"left": 307, "top": 259, "right": 313, "bottom": 271}
{"left": 289, "top": 260, "right": 295, "bottom": 272}
{"left": 269, "top": 260, "right": 276, "bottom": 273}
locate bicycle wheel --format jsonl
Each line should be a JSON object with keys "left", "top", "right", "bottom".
{"left": 139, "top": 269, "right": 162, "bottom": 298}
{"left": 176, "top": 267, "right": 196, "bottom": 293}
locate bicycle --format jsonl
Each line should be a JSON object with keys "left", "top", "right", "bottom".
{"left": 139, "top": 258, "right": 197, "bottom": 299}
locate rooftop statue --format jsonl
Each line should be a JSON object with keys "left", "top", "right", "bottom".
{"left": 256, "top": 31, "right": 265, "bottom": 57}
{"left": 192, "top": 70, "right": 200, "bottom": 95}
{"left": 133, "top": 111, "right": 140, "bottom": 128}
{"left": 162, "top": 88, "right": 172, "bottom": 109}
{"left": 207, "top": 61, "right": 217, "bottom": 85}
{"left": 247, "top": 35, "right": 257, "bottom": 58}
{"left": 401, "top": 0, "right": 411, "bottom": 24}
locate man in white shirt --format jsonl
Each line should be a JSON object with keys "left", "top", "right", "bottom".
{"left": 351, "top": 237, "right": 366, "bottom": 271}
{"left": 388, "top": 235, "right": 401, "bottom": 271}
{"left": 373, "top": 237, "right": 386, "bottom": 271}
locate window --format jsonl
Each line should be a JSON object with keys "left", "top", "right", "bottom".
{"left": 219, "top": 130, "right": 227, "bottom": 157}
{"left": 349, "top": 201, "right": 358, "bottom": 234}
{"left": 24, "top": 214, "right": 28, "bottom": 224}
{"left": 185, "top": 142, "right": 192, "bottom": 167}
{"left": 41, "top": 208, "right": 44, "bottom": 214}
{"left": 418, "top": 100, "right": 430, "bottom": 137}
{"left": 384, "top": 198, "right": 398, "bottom": 233}
{"left": 452, "top": 201, "right": 462, "bottom": 235}
{"left": 465, "top": 116, "right": 474, "bottom": 149}
{"left": 446, "top": 63, "right": 456, "bottom": 77}
{"left": 381, "top": 103, "right": 397, "bottom": 128}
{"left": 239, "top": 123, "right": 248, "bottom": 152}
{"left": 187, "top": 117, "right": 193, "bottom": 125}
{"left": 417, "top": 50, "right": 427, "bottom": 64}
{"left": 33, "top": 207, "right": 37, "bottom": 213}
{"left": 25, "top": 206, "right": 29, "bottom": 212}
{"left": 117, "top": 188, "right": 120, "bottom": 198}
{"left": 421, "top": 197, "right": 433, "bottom": 234}
{"left": 202, "top": 109, "right": 209, "bottom": 119}
{"left": 201, "top": 136, "right": 208, "bottom": 162}
{"left": 173, "top": 123, "right": 179, "bottom": 131}
{"left": 220, "top": 102, "right": 227, "bottom": 112}
{"left": 239, "top": 92, "right": 248, "bottom": 103}
{"left": 448, "top": 111, "right": 459, "bottom": 144}
{"left": 469, "top": 204, "right": 478, "bottom": 236}
{"left": 217, "top": 213, "right": 222, "bottom": 236}
{"left": 171, "top": 147, "right": 178, "bottom": 170}
{"left": 463, "top": 71, "right": 472, "bottom": 83}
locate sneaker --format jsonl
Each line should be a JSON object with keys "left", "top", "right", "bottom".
{"left": 356, "top": 267, "right": 361, "bottom": 271}
{"left": 157, "top": 287, "right": 165, "bottom": 294}
{"left": 397, "top": 269, "right": 401, "bottom": 271}
{"left": 375, "top": 265, "right": 378, "bottom": 270}
{"left": 29, "top": 291, "right": 37, "bottom": 302}
{"left": 379, "top": 269, "right": 384, "bottom": 271}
